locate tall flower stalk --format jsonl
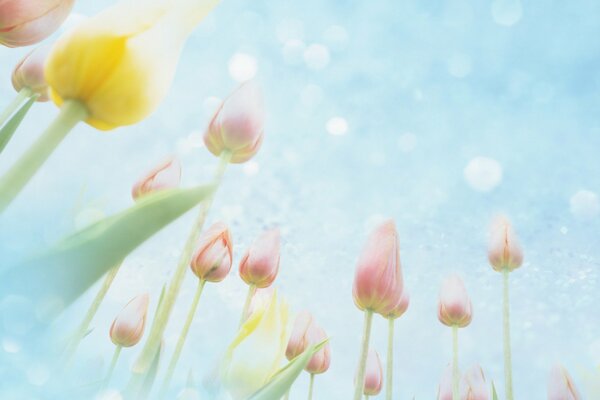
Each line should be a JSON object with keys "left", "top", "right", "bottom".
{"left": 354, "top": 309, "right": 374, "bottom": 400}
{"left": 452, "top": 325, "right": 459, "bottom": 400}
{"left": 502, "top": 269, "right": 513, "bottom": 400}
{"left": 383, "top": 291, "right": 409, "bottom": 400}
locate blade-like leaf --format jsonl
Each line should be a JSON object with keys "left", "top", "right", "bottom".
{"left": 0, "top": 95, "right": 36, "bottom": 154}
{"left": 492, "top": 381, "right": 499, "bottom": 400}
{"left": 2, "top": 185, "right": 214, "bottom": 316}
{"left": 249, "top": 340, "right": 329, "bottom": 400}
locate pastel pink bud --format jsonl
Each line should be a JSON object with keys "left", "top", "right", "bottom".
{"left": 362, "top": 349, "right": 383, "bottom": 396}
{"left": 0, "top": 0, "right": 74, "bottom": 48}
{"left": 190, "top": 222, "right": 233, "bottom": 282}
{"left": 352, "top": 220, "right": 403, "bottom": 315}
{"left": 239, "top": 229, "right": 280, "bottom": 288}
{"left": 286, "top": 311, "right": 313, "bottom": 360}
{"left": 109, "top": 294, "right": 149, "bottom": 347}
{"left": 286, "top": 311, "right": 331, "bottom": 375}
{"left": 11, "top": 44, "right": 51, "bottom": 101}
{"left": 488, "top": 215, "right": 524, "bottom": 273}
{"left": 548, "top": 364, "right": 581, "bottom": 400}
{"left": 131, "top": 158, "right": 181, "bottom": 201}
{"left": 203, "top": 81, "right": 265, "bottom": 164}
{"left": 384, "top": 290, "right": 410, "bottom": 319}
{"left": 437, "top": 365, "right": 453, "bottom": 400}
{"left": 460, "top": 365, "right": 489, "bottom": 400}
{"left": 438, "top": 275, "right": 473, "bottom": 328}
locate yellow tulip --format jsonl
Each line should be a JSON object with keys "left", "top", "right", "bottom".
{"left": 45, "top": 0, "right": 220, "bottom": 130}
{"left": 221, "top": 291, "right": 289, "bottom": 399}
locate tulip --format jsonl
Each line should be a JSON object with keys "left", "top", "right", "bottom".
{"left": 131, "top": 158, "right": 182, "bottom": 201}
{"left": 438, "top": 276, "right": 473, "bottom": 328}
{"left": 460, "top": 365, "right": 489, "bottom": 400}
{"left": 11, "top": 45, "right": 52, "bottom": 101}
{"left": 361, "top": 349, "right": 383, "bottom": 396}
{"left": 239, "top": 229, "right": 281, "bottom": 288}
{"left": 548, "top": 365, "right": 581, "bottom": 400}
{"left": 286, "top": 311, "right": 331, "bottom": 374}
{"left": 221, "top": 291, "right": 289, "bottom": 399}
{"left": 109, "top": 293, "right": 149, "bottom": 347}
{"left": 488, "top": 216, "right": 523, "bottom": 273}
{"left": 383, "top": 290, "right": 409, "bottom": 400}
{"left": 437, "top": 365, "right": 453, "bottom": 400}
{"left": 204, "top": 81, "right": 265, "bottom": 163}
{"left": 0, "top": 0, "right": 74, "bottom": 47}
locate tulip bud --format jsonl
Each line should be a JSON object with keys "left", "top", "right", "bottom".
{"left": 548, "top": 364, "right": 581, "bottom": 400}
{"left": 109, "top": 294, "right": 149, "bottom": 347}
{"left": 286, "top": 311, "right": 331, "bottom": 375}
{"left": 438, "top": 275, "right": 473, "bottom": 328}
{"left": 246, "top": 287, "right": 275, "bottom": 318}
{"left": 460, "top": 365, "right": 489, "bottom": 400}
{"left": 352, "top": 219, "right": 403, "bottom": 315}
{"left": 383, "top": 290, "right": 410, "bottom": 319}
{"left": 190, "top": 222, "right": 233, "bottom": 282}
{"left": 361, "top": 349, "right": 383, "bottom": 396}
{"left": 0, "top": 0, "right": 74, "bottom": 47}
{"left": 131, "top": 158, "right": 181, "bottom": 201}
{"left": 488, "top": 215, "right": 524, "bottom": 273}
{"left": 437, "top": 365, "right": 453, "bottom": 400}
{"left": 239, "top": 229, "right": 280, "bottom": 288}
{"left": 203, "top": 81, "right": 265, "bottom": 163}
{"left": 11, "top": 45, "right": 51, "bottom": 101}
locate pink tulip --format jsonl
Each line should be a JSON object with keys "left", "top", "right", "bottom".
{"left": 190, "top": 222, "right": 233, "bottom": 282}
{"left": 548, "top": 364, "right": 581, "bottom": 400}
{"left": 131, "top": 158, "right": 181, "bottom": 201}
{"left": 109, "top": 294, "right": 149, "bottom": 347}
{"left": 352, "top": 220, "right": 403, "bottom": 315}
{"left": 438, "top": 275, "right": 473, "bottom": 328}
{"left": 286, "top": 311, "right": 331, "bottom": 375}
{"left": 437, "top": 365, "right": 453, "bottom": 400}
{"left": 0, "top": 0, "right": 74, "bottom": 47}
{"left": 11, "top": 44, "right": 51, "bottom": 101}
{"left": 203, "top": 81, "right": 265, "bottom": 164}
{"left": 362, "top": 349, "right": 383, "bottom": 396}
{"left": 239, "top": 229, "right": 280, "bottom": 288}
{"left": 384, "top": 290, "right": 410, "bottom": 319}
{"left": 488, "top": 215, "right": 524, "bottom": 272}
{"left": 460, "top": 365, "right": 489, "bottom": 400}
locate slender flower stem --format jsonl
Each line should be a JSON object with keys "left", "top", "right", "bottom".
{"left": 308, "top": 373, "right": 315, "bottom": 400}
{"left": 386, "top": 317, "right": 394, "bottom": 400}
{"left": 158, "top": 279, "right": 207, "bottom": 398}
{"left": 104, "top": 345, "right": 122, "bottom": 387}
{"left": 503, "top": 268, "right": 514, "bottom": 400}
{"left": 284, "top": 391, "right": 290, "bottom": 400}
{"left": 133, "top": 150, "right": 231, "bottom": 374}
{"left": 239, "top": 284, "right": 256, "bottom": 326}
{"left": 452, "top": 325, "right": 459, "bottom": 400}
{"left": 0, "top": 87, "right": 32, "bottom": 128}
{"left": 353, "top": 309, "right": 374, "bottom": 400}
{"left": 0, "top": 100, "right": 88, "bottom": 213}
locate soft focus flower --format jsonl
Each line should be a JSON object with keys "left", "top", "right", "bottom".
{"left": 460, "top": 365, "right": 489, "bottom": 400}
{"left": 221, "top": 291, "right": 288, "bottom": 399}
{"left": 438, "top": 275, "right": 473, "bottom": 328}
{"left": 45, "top": 0, "right": 220, "bottom": 130}
{"left": 437, "top": 365, "right": 453, "bottom": 400}
{"left": 131, "top": 158, "right": 181, "bottom": 201}
{"left": 548, "top": 364, "right": 581, "bottom": 400}
{"left": 204, "top": 81, "right": 265, "bottom": 163}
{"left": 488, "top": 215, "right": 524, "bottom": 272}
{"left": 383, "top": 290, "right": 410, "bottom": 319}
{"left": 109, "top": 293, "right": 149, "bottom": 347}
{"left": 0, "top": 0, "right": 74, "bottom": 47}
{"left": 361, "top": 349, "right": 383, "bottom": 396}
{"left": 286, "top": 311, "right": 331, "bottom": 375}
{"left": 190, "top": 222, "right": 232, "bottom": 282}
{"left": 352, "top": 219, "right": 403, "bottom": 315}
{"left": 239, "top": 229, "right": 281, "bottom": 288}
{"left": 11, "top": 45, "right": 52, "bottom": 101}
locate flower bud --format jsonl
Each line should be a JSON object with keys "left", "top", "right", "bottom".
{"left": 460, "top": 365, "right": 489, "bottom": 400}
{"left": 383, "top": 290, "right": 410, "bottom": 319}
{"left": 0, "top": 0, "right": 74, "bottom": 47}
{"left": 362, "top": 349, "right": 383, "bottom": 396}
{"left": 548, "top": 364, "right": 581, "bottom": 400}
{"left": 239, "top": 229, "right": 280, "bottom": 288}
{"left": 11, "top": 45, "right": 51, "bottom": 101}
{"left": 488, "top": 215, "right": 523, "bottom": 273}
{"left": 438, "top": 275, "right": 473, "bottom": 328}
{"left": 132, "top": 158, "right": 181, "bottom": 201}
{"left": 109, "top": 293, "right": 149, "bottom": 347}
{"left": 437, "top": 365, "right": 453, "bottom": 400}
{"left": 190, "top": 222, "right": 232, "bottom": 282}
{"left": 352, "top": 219, "right": 403, "bottom": 315}
{"left": 203, "top": 81, "right": 265, "bottom": 163}
{"left": 286, "top": 311, "right": 331, "bottom": 375}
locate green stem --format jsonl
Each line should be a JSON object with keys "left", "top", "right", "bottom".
{"left": 0, "top": 100, "right": 87, "bottom": 213}
{"left": 0, "top": 87, "right": 32, "bottom": 128}
{"left": 104, "top": 345, "right": 122, "bottom": 387}
{"left": 308, "top": 373, "right": 315, "bottom": 400}
{"left": 386, "top": 318, "right": 394, "bottom": 400}
{"left": 239, "top": 284, "right": 256, "bottom": 326}
{"left": 353, "top": 309, "right": 374, "bottom": 400}
{"left": 503, "top": 269, "right": 514, "bottom": 400}
{"left": 132, "top": 150, "right": 231, "bottom": 375}
{"left": 284, "top": 390, "right": 290, "bottom": 400}
{"left": 158, "top": 279, "right": 207, "bottom": 398}
{"left": 452, "top": 325, "right": 459, "bottom": 400}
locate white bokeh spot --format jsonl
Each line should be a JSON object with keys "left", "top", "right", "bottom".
{"left": 228, "top": 53, "right": 258, "bottom": 82}
{"left": 463, "top": 156, "right": 503, "bottom": 192}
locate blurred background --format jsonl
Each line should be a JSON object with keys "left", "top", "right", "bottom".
{"left": 1, "top": 0, "right": 599, "bottom": 398}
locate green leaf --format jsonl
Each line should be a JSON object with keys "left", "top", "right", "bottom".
{"left": 492, "top": 381, "right": 499, "bottom": 400}
{"left": 2, "top": 186, "right": 214, "bottom": 317}
{"left": 249, "top": 340, "right": 329, "bottom": 400}
{"left": 0, "top": 95, "right": 36, "bottom": 155}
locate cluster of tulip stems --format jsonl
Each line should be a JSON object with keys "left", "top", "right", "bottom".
{"left": 0, "top": 0, "right": 590, "bottom": 399}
